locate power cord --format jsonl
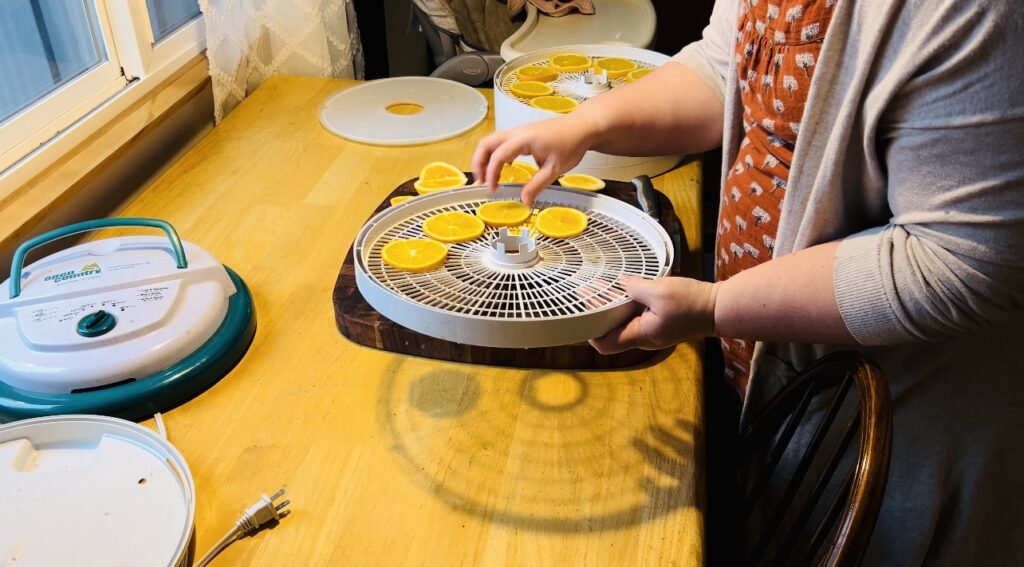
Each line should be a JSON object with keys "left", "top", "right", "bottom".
{"left": 195, "top": 488, "right": 291, "bottom": 567}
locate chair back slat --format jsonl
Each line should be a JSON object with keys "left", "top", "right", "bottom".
{"left": 736, "top": 351, "right": 891, "bottom": 567}
{"left": 774, "top": 411, "right": 861, "bottom": 566}
{"left": 746, "top": 375, "right": 854, "bottom": 565}
{"left": 807, "top": 466, "right": 856, "bottom": 565}
{"left": 742, "top": 383, "right": 819, "bottom": 520}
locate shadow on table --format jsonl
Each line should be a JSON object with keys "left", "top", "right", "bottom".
{"left": 379, "top": 362, "right": 698, "bottom": 532}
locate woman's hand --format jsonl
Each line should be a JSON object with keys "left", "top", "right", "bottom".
{"left": 589, "top": 276, "right": 718, "bottom": 355}
{"left": 471, "top": 113, "right": 600, "bottom": 207}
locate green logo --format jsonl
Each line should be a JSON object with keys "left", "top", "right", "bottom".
{"left": 44, "top": 262, "right": 102, "bottom": 283}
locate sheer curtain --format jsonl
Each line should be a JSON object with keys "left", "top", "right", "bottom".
{"left": 198, "top": 0, "right": 364, "bottom": 122}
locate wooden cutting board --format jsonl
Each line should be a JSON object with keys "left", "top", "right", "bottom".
{"left": 332, "top": 176, "right": 687, "bottom": 369}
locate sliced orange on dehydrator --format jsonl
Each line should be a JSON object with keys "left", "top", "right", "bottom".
{"left": 529, "top": 95, "right": 578, "bottom": 114}
{"left": 535, "top": 207, "right": 588, "bottom": 239}
{"left": 626, "top": 68, "right": 654, "bottom": 83}
{"left": 381, "top": 239, "right": 448, "bottom": 273}
{"left": 476, "top": 201, "right": 532, "bottom": 227}
{"left": 594, "top": 57, "right": 638, "bottom": 79}
{"left": 414, "top": 161, "right": 468, "bottom": 194}
{"left": 516, "top": 65, "right": 558, "bottom": 83}
{"left": 498, "top": 161, "right": 538, "bottom": 184}
{"left": 557, "top": 173, "right": 605, "bottom": 191}
{"left": 422, "top": 211, "right": 486, "bottom": 243}
{"left": 548, "top": 53, "right": 591, "bottom": 73}
{"left": 510, "top": 81, "right": 554, "bottom": 99}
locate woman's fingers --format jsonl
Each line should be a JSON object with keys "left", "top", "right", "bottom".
{"left": 520, "top": 162, "right": 559, "bottom": 207}
{"left": 589, "top": 314, "right": 650, "bottom": 355}
{"left": 621, "top": 276, "right": 661, "bottom": 311}
{"left": 471, "top": 132, "right": 507, "bottom": 188}
{"left": 484, "top": 137, "right": 531, "bottom": 191}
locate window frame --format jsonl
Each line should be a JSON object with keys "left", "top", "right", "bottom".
{"left": 106, "top": 0, "right": 205, "bottom": 80}
{"left": 0, "top": 0, "right": 205, "bottom": 185}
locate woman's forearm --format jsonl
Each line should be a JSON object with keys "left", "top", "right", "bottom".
{"left": 576, "top": 61, "right": 726, "bottom": 157}
{"left": 713, "top": 241, "right": 855, "bottom": 345}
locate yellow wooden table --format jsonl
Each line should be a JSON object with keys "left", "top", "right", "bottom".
{"left": 115, "top": 76, "right": 705, "bottom": 565}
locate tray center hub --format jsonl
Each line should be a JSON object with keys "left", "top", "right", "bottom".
{"left": 487, "top": 228, "right": 540, "bottom": 269}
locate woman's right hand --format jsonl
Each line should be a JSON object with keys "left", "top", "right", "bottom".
{"left": 471, "top": 113, "right": 600, "bottom": 207}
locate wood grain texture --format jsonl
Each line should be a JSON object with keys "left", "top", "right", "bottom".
{"left": 333, "top": 175, "right": 687, "bottom": 369}
{"left": 94, "top": 77, "right": 705, "bottom": 566}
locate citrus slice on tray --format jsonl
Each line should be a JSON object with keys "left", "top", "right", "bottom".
{"left": 498, "top": 161, "right": 538, "bottom": 184}
{"left": 422, "top": 211, "right": 486, "bottom": 243}
{"left": 510, "top": 81, "right": 554, "bottom": 99}
{"left": 414, "top": 161, "right": 469, "bottom": 194}
{"left": 414, "top": 177, "right": 466, "bottom": 194}
{"left": 595, "top": 57, "right": 638, "bottom": 79}
{"left": 476, "top": 201, "right": 532, "bottom": 227}
{"left": 548, "top": 53, "right": 591, "bottom": 73}
{"left": 558, "top": 173, "right": 605, "bottom": 191}
{"left": 530, "top": 95, "right": 578, "bottom": 114}
{"left": 382, "top": 239, "right": 448, "bottom": 273}
{"left": 390, "top": 195, "right": 415, "bottom": 206}
{"left": 516, "top": 65, "right": 558, "bottom": 83}
{"left": 419, "top": 161, "right": 465, "bottom": 180}
{"left": 535, "top": 207, "right": 588, "bottom": 239}
{"left": 626, "top": 68, "right": 653, "bottom": 83}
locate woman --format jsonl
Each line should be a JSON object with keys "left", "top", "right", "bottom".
{"left": 472, "top": 0, "right": 1024, "bottom": 563}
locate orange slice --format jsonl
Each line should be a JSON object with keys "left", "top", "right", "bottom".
{"left": 498, "top": 161, "right": 538, "bottom": 184}
{"left": 535, "top": 207, "right": 588, "bottom": 239}
{"left": 381, "top": 239, "right": 448, "bottom": 273}
{"left": 548, "top": 53, "right": 591, "bottom": 73}
{"left": 626, "top": 68, "right": 653, "bottom": 83}
{"left": 510, "top": 81, "right": 554, "bottom": 99}
{"left": 516, "top": 65, "right": 558, "bottom": 83}
{"left": 529, "top": 95, "right": 578, "bottom": 114}
{"left": 476, "top": 201, "right": 532, "bottom": 227}
{"left": 390, "top": 195, "right": 415, "bottom": 206}
{"left": 557, "top": 173, "right": 605, "bottom": 191}
{"left": 512, "top": 160, "right": 539, "bottom": 175}
{"left": 413, "top": 177, "right": 466, "bottom": 194}
{"left": 594, "top": 57, "right": 638, "bottom": 79}
{"left": 419, "top": 161, "right": 466, "bottom": 181}
{"left": 422, "top": 211, "right": 485, "bottom": 243}
{"left": 414, "top": 161, "right": 469, "bottom": 194}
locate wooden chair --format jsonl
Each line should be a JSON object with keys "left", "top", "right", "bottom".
{"left": 735, "top": 351, "right": 892, "bottom": 567}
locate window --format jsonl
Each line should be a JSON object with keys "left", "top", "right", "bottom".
{"left": 147, "top": 0, "right": 202, "bottom": 43}
{"left": 0, "top": 0, "right": 204, "bottom": 175}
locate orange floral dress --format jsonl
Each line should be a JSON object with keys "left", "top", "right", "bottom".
{"left": 716, "top": 0, "right": 837, "bottom": 397}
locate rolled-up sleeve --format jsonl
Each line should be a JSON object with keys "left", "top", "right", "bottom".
{"left": 834, "top": 3, "right": 1024, "bottom": 345}
{"left": 671, "top": 0, "right": 738, "bottom": 105}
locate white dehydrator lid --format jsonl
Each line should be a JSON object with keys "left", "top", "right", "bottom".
{"left": 354, "top": 185, "right": 673, "bottom": 348}
{"left": 0, "top": 415, "right": 195, "bottom": 566}
{"left": 0, "top": 235, "right": 237, "bottom": 394}
{"left": 319, "top": 77, "right": 489, "bottom": 146}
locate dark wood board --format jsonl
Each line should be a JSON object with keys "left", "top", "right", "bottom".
{"left": 333, "top": 176, "right": 687, "bottom": 369}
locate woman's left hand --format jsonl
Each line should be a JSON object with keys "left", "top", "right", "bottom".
{"left": 589, "top": 276, "right": 718, "bottom": 355}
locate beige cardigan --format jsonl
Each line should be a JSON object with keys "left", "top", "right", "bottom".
{"left": 674, "top": 0, "right": 1024, "bottom": 563}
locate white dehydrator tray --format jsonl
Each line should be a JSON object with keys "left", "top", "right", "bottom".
{"left": 494, "top": 44, "right": 680, "bottom": 181}
{"left": 353, "top": 185, "right": 673, "bottom": 348}
{"left": 0, "top": 415, "right": 196, "bottom": 566}
{"left": 319, "top": 77, "right": 489, "bottom": 146}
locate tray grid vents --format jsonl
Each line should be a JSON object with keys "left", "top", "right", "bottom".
{"left": 365, "top": 199, "right": 662, "bottom": 320}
